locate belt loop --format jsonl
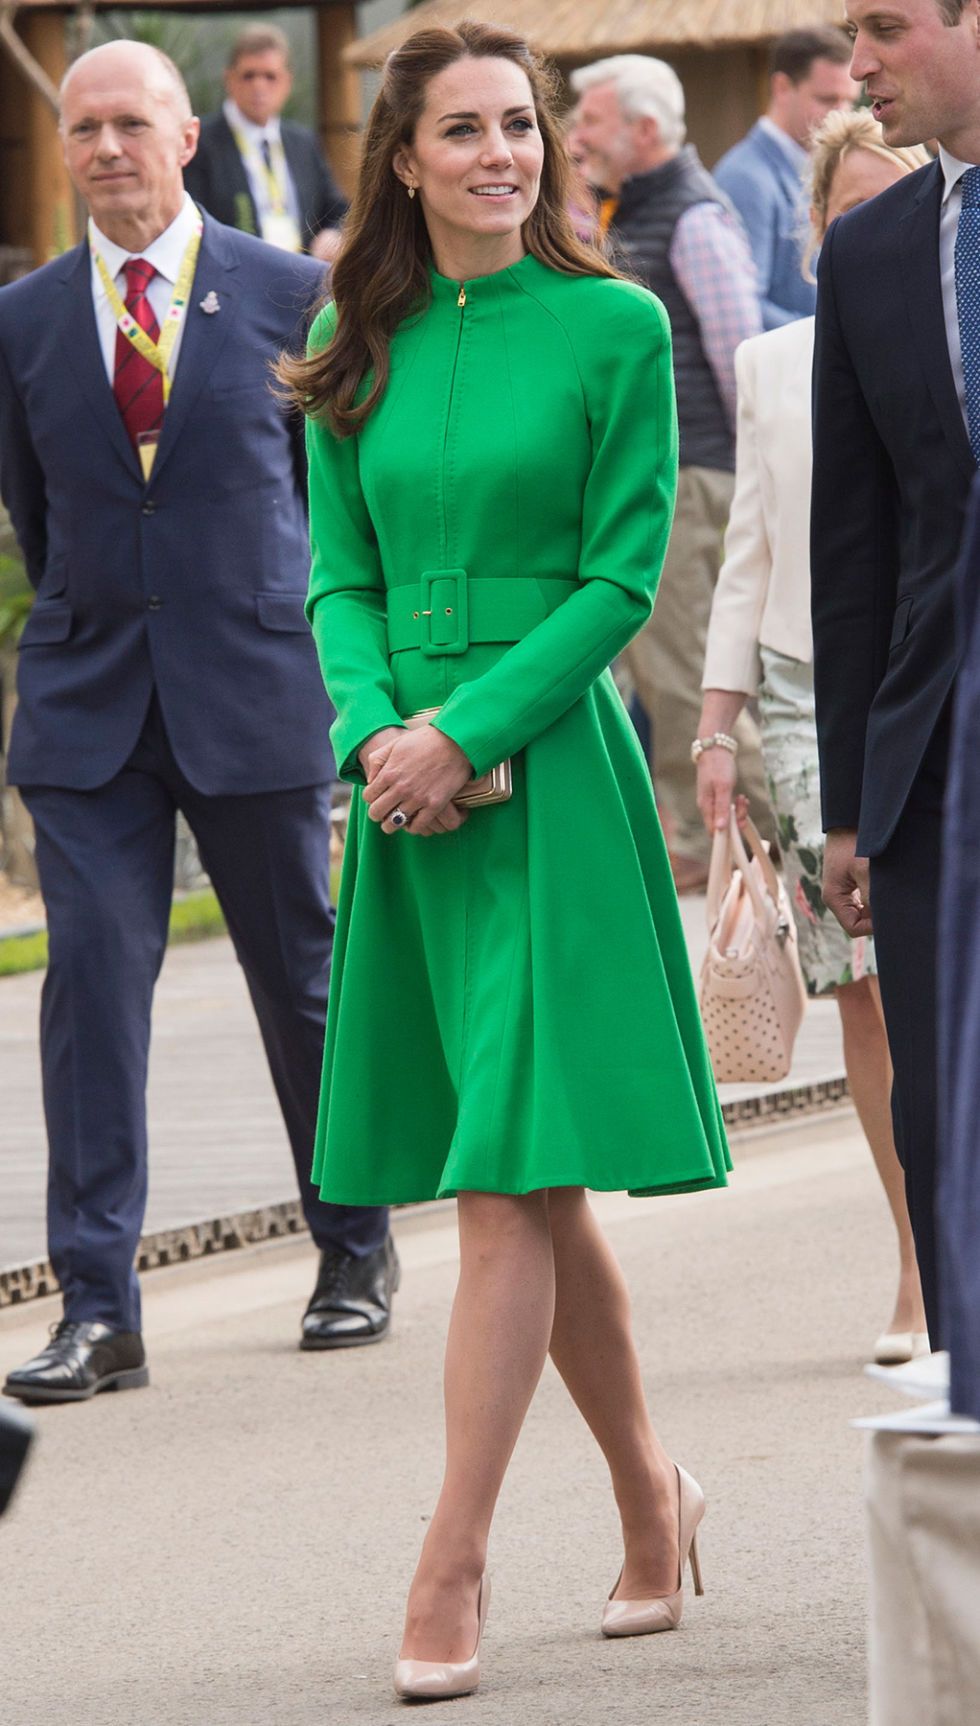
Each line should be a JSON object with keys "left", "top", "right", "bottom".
{"left": 419, "top": 568, "right": 469, "bottom": 655}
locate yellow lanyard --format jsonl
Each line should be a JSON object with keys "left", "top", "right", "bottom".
{"left": 91, "top": 214, "right": 203, "bottom": 406}
{"left": 231, "top": 125, "right": 289, "bottom": 216}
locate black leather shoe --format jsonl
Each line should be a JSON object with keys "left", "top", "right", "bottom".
{"left": 2, "top": 1321, "right": 148, "bottom": 1404}
{"left": 0, "top": 1403, "right": 34, "bottom": 1515}
{"left": 300, "top": 1236, "right": 400, "bottom": 1350}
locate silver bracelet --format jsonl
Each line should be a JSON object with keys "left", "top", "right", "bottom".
{"left": 690, "top": 732, "right": 738, "bottom": 764}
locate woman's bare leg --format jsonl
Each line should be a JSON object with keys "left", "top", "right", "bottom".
{"left": 836, "top": 975, "right": 928, "bottom": 1337}
{"left": 399, "top": 1189, "right": 555, "bottom": 1662}
{"left": 546, "top": 1186, "right": 680, "bottom": 1599}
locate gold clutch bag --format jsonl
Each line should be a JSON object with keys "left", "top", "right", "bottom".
{"left": 404, "top": 708, "right": 512, "bottom": 807}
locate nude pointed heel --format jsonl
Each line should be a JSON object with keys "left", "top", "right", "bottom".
{"left": 601, "top": 1464, "right": 705, "bottom": 1638}
{"left": 394, "top": 1575, "right": 491, "bottom": 1702}
{"left": 689, "top": 1525, "right": 705, "bottom": 1598}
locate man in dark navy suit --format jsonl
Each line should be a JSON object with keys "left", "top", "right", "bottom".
{"left": 0, "top": 41, "right": 396, "bottom": 1404}
{"left": 810, "top": 0, "right": 980, "bottom": 1345}
{"left": 184, "top": 23, "right": 347, "bottom": 261}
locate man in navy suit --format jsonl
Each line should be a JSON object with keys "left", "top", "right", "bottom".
{"left": 810, "top": 0, "right": 980, "bottom": 1345}
{"left": 0, "top": 40, "right": 397, "bottom": 1404}
{"left": 184, "top": 23, "right": 347, "bottom": 261}
{"left": 714, "top": 27, "right": 856, "bottom": 328}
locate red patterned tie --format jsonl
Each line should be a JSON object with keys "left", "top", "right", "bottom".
{"left": 112, "top": 258, "right": 165, "bottom": 452}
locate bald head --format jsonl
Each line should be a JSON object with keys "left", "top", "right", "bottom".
{"left": 60, "top": 38, "right": 199, "bottom": 250}
{"left": 61, "top": 40, "right": 192, "bottom": 121}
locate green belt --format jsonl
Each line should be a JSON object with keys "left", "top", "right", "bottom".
{"left": 386, "top": 571, "right": 579, "bottom": 657}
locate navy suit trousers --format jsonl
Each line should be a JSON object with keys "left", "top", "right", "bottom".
{"left": 22, "top": 696, "right": 387, "bottom": 1332}
{"left": 868, "top": 708, "right": 950, "bottom": 1348}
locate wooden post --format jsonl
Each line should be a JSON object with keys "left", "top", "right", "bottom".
{"left": 316, "top": 2, "right": 361, "bottom": 197}
{"left": 15, "top": 9, "right": 75, "bottom": 264}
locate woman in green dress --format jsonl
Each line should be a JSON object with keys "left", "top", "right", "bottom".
{"left": 282, "top": 21, "right": 729, "bottom": 1701}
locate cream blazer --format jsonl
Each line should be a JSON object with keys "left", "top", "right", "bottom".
{"left": 702, "top": 316, "right": 815, "bottom": 696}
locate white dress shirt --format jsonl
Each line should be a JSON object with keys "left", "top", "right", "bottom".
{"left": 223, "top": 97, "right": 301, "bottom": 240}
{"left": 89, "top": 192, "right": 200, "bottom": 384}
{"left": 939, "top": 145, "right": 974, "bottom": 432}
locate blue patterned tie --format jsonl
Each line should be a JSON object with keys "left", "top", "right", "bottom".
{"left": 956, "top": 165, "right": 980, "bottom": 466}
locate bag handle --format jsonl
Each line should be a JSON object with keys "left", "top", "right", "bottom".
{"left": 706, "top": 808, "right": 780, "bottom": 929}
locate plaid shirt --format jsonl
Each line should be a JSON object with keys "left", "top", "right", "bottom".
{"left": 669, "top": 202, "right": 762, "bottom": 434}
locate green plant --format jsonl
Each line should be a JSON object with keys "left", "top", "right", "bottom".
{"left": 0, "top": 554, "right": 32, "bottom": 651}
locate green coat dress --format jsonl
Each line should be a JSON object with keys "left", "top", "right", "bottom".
{"left": 305, "top": 253, "right": 730, "bottom": 1204}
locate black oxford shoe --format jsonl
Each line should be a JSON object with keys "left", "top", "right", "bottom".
{"left": 301, "top": 1236, "right": 400, "bottom": 1350}
{"left": 2, "top": 1320, "right": 148, "bottom": 1405}
{"left": 0, "top": 1403, "right": 35, "bottom": 1515}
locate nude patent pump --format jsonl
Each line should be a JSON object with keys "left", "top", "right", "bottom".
{"left": 601, "top": 1464, "right": 705, "bottom": 1638}
{"left": 394, "top": 1575, "right": 491, "bottom": 1702}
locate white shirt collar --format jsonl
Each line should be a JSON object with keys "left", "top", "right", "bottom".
{"left": 759, "top": 115, "right": 808, "bottom": 171}
{"left": 89, "top": 192, "right": 200, "bottom": 286}
{"left": 224, "top": 97, "right": 282, "bottom": 149}
{"left": 939, "top": 144, "right": 980, "bottom": 205}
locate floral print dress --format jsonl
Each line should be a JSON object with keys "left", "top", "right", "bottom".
{"left": 759, "top": 647, "right": 875, "bottom": 997}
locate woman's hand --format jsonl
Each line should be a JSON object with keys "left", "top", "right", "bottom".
{"left": 361, "top": 725, "right": 474, "bottom": 837}
{"left": 696, "top": 747, "right": 741, "bottom": 835}
{"left": 694, "top": 689, "right": 751, "bottom": 836}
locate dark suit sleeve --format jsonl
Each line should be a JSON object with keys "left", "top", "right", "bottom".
{"left": 810, "top": 218, "right": 899, "bottom": 834}
{"left": 182, "top": 150, "right": 211, "bottom": 215}
{"left": 284, "top": 262, "right": 330, "bottom": 500}
{"left": 298, "top": 132, "right": 348, "bottom": 238}
{"left": 0, "top": 329, "right": 47, "bottom": 587}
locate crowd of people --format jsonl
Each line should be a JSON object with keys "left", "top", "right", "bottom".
{"left": 0, "top": 0, "right": 978, "bottom": 1712}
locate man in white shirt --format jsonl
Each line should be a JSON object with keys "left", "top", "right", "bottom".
{"left": 184, "top": 24, "right": 346, "bottom": 262}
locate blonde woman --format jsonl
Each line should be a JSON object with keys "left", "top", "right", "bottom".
{"left": 696, "top": 110, "right": 929, "bottom": 1364}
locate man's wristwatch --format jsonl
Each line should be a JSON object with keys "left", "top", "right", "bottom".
{"left": 690, "top": 732, "right": 738, "bottom": 764}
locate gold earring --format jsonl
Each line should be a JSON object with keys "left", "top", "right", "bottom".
{"left": 407, "top": 183, "right": 416, "bottom": 199}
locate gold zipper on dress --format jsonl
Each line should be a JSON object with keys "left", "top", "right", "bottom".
{"left": 457, "top": 285, "right": 466, "bottom": 308}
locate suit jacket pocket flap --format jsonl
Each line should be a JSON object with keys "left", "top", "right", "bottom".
{"left": 19, "top": 601, "right": 73, "bottom": 646}
{"left": 255, "top": 592, "right": 308, "bottom": 633}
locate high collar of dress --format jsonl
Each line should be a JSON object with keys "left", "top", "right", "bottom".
{"left": 427, "top": 251, "right": 542, "bottom": 304}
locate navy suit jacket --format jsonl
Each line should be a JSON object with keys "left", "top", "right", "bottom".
{"left": 713, "top": 121, "right": 815, "bottom": 330}
{"left": 939, "top": 471, "right": 980, "bottom": 1418}
{"left": 184, "top": 113, "right": 347, "bottom": 252}
{"left": 0, "top": 211, "right": 336, "bottom": 795}
{"left": 810, "top": 160, "right": 975, "bottom": 856}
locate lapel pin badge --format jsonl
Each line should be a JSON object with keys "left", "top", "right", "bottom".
{"left": 199, "top": 290, "right": 220, "bottom": 315}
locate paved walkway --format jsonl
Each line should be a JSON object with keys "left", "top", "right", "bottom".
{"left": 1, "top": 897, "right": 845, "bottom": 1271}
{"left": 0, "top": 1112, "right": 899, "bottom": 1725}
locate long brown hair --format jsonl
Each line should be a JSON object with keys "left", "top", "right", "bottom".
{"left": 279, "top": 20, "right": 619, "bottom": 437}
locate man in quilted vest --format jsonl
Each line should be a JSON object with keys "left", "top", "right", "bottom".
{"left": 568, "top": 54, "right": 773, "bottom": 893}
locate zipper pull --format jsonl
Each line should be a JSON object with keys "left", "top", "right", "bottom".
{"left": 457, "top": 285, "right": 466, "bottom": 308}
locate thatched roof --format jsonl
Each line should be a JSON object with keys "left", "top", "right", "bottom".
{"left": 19, "top": 0, "right": 345, "bottom": 10}
{"left": 346, "top": 0, "right": 848, "bottom": 68}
